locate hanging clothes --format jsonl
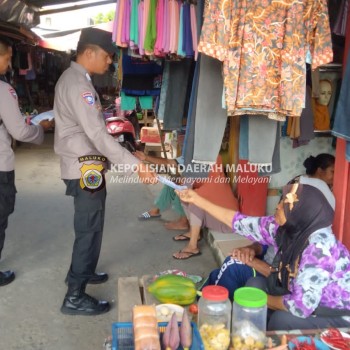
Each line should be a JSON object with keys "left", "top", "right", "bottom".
{"left": 192, "top": 54, "right": 227, "bottom": 164}
{"left": 130, "top": 0, "right": 140, "bottom": 48}
{"left": 121, "top": 53, "right": 163, "bottom": 95}
{"left": 332, "top": 49, "right": 350, "bottom": 160}
{"left": 113, "top": 0, "right": 198, "bottom": 58}
{"left": 198, "top": 0, "right": 333, "bottom": 119}
{"left": 162, "top": 58, "right": 194, "bottom": 130}
{"left": 292, "top": 85, "right": 315, "bottom": 147}
{"left": 247, "top": 116, "right": 278, "bottom": 167}
{"left": 182, "top": 56, "right": 208, "bottom": 179}
{"left": 258, "top": 124, "right": 281, "bottom": 176}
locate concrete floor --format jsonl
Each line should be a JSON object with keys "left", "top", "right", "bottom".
{"left": 0, "top": 134, "right": 218, "bottom": 350}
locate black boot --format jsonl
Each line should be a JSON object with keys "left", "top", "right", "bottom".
{"left": 61, "top": 284, "right": 110, "bottom": 316}
{"left": 0, "top": 270, "right": 15, "bottom": 287}
{"left": 65, "top": 272, "right": 109, "bottom": 286}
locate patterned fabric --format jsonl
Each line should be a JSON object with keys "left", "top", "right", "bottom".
{"left": 198, "top": 0, "right": 333, "bottom": 119}
{"left": 232, "top": 213, "right": 350, "bottom": 318}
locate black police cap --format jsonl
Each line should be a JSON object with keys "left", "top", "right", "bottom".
{"left": 78, "top": 27, "right": 118, "bottom": 54}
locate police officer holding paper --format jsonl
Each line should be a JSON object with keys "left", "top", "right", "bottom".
{"left": 0, "top": 37, "right": 54, "bottom": 287}
{"left": 54, "top": 28, "right": 157, "bottom": 316}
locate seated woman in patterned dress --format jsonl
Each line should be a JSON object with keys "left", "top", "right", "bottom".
{"left": 176, "top": 183, "right": 350, "bottom": 330}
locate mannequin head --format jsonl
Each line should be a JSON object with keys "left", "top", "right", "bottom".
{"left": 0, "top": 37, "right": 12, "bottom": 75}
{"left": 317, "top": 80, "right": 332, "bottom": 106}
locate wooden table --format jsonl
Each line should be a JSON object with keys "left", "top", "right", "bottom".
{"left": 117, "top": 275, "right": 159, "bottom": 322}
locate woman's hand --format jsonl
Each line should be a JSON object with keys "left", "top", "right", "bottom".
{"left": 175, "top": 189, "right": 199, "bottom": 204}
{"left": 39, "top": 119, "right": 55, "bottom": 131}
{"left": 231, "top": 246, "right": 256, "bottom": 264}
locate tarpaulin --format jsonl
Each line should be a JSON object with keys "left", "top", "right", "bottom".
{"left": 0, "top": 0, "right": 40, "bottom": 28}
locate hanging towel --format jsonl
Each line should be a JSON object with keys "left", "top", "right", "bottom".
{"left": 121, "top": 0, "right": 131, "bottom": 46}
{"left": 144, "top": 0, "right": 157, "bottom": 54}
{"left": 247, "top": 115, "right": 277, "bottom": 166}
{"left": 112, "top": 0, "right": 119, "bottom": 42}
{"left": 138, "top": 0, "right": 145, "bottom": 55}
{"left": 192, "top": 54, "right": 227, "bottom": 165}
{"left": 130, "top": 0, "right": 140, "bottom": 47}
{"left": 182, "top": 3, "right": 194, "bottom": 57}
{"left": 177, "top": 4, "right": 185, "bottom": 57}
{"left": 154, "top": 0, "right": 164, "bottom": 56}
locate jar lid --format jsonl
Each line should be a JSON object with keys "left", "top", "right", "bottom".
{"left": 234, "top": 287, "right": 267, "bottom": 308}
{"left": 202, "top": 285, "right": 229, "bottom": 301}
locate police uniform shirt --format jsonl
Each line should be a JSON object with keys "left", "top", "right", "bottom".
{"left": 0, "top": 81, "right": 44, "bottom": 172}
{"left": 54, "top": 61, "right": 140, "bottom": 179}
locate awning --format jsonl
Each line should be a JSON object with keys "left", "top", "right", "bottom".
{"left": 0, "top": 0, "right": 40, "bottom": 28}
{"left": 0, "top": 1, "right": 115, "bottom": 28}
{"left": 0, "top": 21, "right": 40, "bottom": 45}
{"left": 37, "top": 21, "right": 114, "bottom": 52}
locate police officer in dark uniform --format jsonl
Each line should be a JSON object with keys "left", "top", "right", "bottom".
{"left": 0, "top": 37, "right": 54, "bottom": 287}
{"left": 54, "top": 28, "right": 156, "bottom": 316}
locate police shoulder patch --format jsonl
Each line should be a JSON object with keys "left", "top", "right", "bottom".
{"left": 82, "top": 91, "right": 95, "bottom": 106}
{"left": 8, "top": 88, "right": 17, "bottom": 100}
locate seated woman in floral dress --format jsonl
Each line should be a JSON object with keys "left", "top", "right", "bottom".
{"left": 176, "top": 184, "right": 350, "bottom": 330}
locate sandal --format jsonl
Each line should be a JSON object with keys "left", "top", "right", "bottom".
{"left": 173, "top": 250, "right": 202, "bottom": 260}
{"left": 138, "top": 212, "right": 161, "bottom": 221}
{"left": 172, "top": 234, "right": 202, "bottom": 242}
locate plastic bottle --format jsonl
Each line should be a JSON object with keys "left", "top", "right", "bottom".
{"left": 198, "top": 285, "right": 231, "bottom": 350}
{"left": 231, "top": 287, "right": 267, "bottom": 350}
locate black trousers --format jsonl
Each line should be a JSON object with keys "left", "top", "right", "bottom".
{"left": 0, "top": 171, "right": 16, "bottom": 260}
{"left": 64, "top": 179, "right": 106, "bottom": 289}
{"left": 246, "top": 276, "right": 350, "bottom": 330}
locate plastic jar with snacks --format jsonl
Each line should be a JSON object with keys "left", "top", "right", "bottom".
{"left": 231, "top": 287, "right": 267, "bottom": 350}
{"left": 198, "top": 285, "right": 231, "bottom": 350}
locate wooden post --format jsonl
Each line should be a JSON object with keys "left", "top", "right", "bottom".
{"left": 228, "top": 116, "right": 239, "bottom": 192}
{"left": 332, "top": 8, "right": 350, "bottom": 248}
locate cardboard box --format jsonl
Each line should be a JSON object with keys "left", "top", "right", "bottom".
{"left": 140, "top": 127, "right": 165, "bottom": 144}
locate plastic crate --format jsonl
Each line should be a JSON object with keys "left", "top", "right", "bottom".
{"left": 112, "top": 321, "right": 204, "bottom": 350}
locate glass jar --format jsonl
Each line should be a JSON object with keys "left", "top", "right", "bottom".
{"left": 198, "top": 285, "right": 231, "bottom": 350}
{"left": 231, "top": 287, "right": 267, "bottom": 350}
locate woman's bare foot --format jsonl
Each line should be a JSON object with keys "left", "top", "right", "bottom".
{"left": 164, "top": 217, "right": 189, "bottom": 230}
{"left": 148, "top": 208, "right": 160, "bottom": 216}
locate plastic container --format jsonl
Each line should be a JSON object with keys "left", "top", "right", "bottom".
{"left": 111, "top": 321, "right": 204, "bottom": 350}
{"left": 231, "top": 287, "right": 267, "bottom": 350}
{"left": 198, "top": 285, "right": 231, "bottom": 350}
